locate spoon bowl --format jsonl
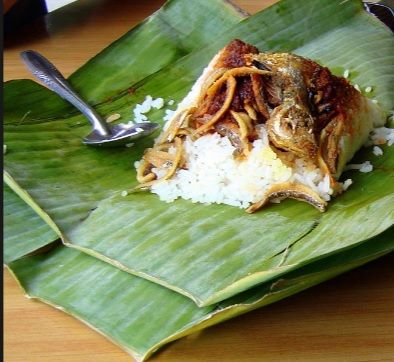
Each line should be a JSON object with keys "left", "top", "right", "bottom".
{"left": 83, "top": 122, "right": 160, "bottom": 147}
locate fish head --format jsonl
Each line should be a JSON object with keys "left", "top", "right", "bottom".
{"left": 267, "top": 100, "right": 318, "bottom": 159}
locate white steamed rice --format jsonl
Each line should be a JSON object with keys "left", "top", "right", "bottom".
{"left": 366, "top": 127, "right": 394, "bottom": 147}
{"left": 149, "top": 125, "right": 333, "bottom": 209}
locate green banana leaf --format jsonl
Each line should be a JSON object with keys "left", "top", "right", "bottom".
{"left": 69, "top": 0, "right": 247, "bottom": 105}
{"left": 4, "top": 0, "right": 394, "bottom": 307}
{"left": 3, "top": 184, "right": 58, "bottom": 264}
{"left": 5, "top": 186, "right": 393, "bottom": 361}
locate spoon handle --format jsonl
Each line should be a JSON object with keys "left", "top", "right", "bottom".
{"left": 20, "top": 50, "right": 111, "bottom": 136}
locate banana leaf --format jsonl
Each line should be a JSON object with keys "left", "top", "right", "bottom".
{"left": 4, "top": 0, "right": 394, "bottom": 307}
{"left": 69, "top": 0, "right": 247, "bottom": 105}
{"left": 3, "top": 184, "right": 58, "bottom": 264}
{"left": 5, "top": 186, "right": 394, "bottom": 361}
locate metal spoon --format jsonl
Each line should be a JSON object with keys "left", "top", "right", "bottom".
{"left": 20, "top": 50, "right": 160, "bottom": 147}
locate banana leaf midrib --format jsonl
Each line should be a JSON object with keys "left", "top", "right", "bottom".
{"left": 3, "top": 183, "right": 59, "bottom": 264}
{"left": 65, "top": 218, "right": 322, "bottom": 306}
{"left": 5, "top": 168, "right": 321, "bottom": 307}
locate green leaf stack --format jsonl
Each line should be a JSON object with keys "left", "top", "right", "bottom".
{"left": 4, "top": 0, "right": 394, "bottom": 360}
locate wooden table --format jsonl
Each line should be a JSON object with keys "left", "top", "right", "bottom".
{"left": 4, "top": 1, "right": 394, "bottom": 361}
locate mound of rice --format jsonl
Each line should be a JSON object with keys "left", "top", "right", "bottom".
{"left": 132, "top": 92, "right": 392, "bottom": 210}
{"left": 148, "top": 125, "right": 333, "bottom": 209}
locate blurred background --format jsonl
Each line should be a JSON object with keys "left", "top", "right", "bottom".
{"left": 4, "top": 0, "right": 393, "bottom": 37}
{"left": 4, "top": 0, "right": 77, "bottom": 34}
